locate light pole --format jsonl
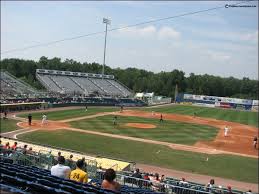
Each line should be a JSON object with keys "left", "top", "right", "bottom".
{"left": 102, "top": 18, "right": 111, "bottom": 78}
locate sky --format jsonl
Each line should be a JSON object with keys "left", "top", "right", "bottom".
{"left": 1, "top": 1, "right": 258, "bottom": 79}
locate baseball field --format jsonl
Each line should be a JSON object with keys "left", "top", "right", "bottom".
{"left": 1, "top": 104, "right": 258, "bottom": 184}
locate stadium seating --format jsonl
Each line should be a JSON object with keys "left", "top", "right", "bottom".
{"left": 36, "top": 69, "right": 132, "bottom": 97}
{"left": 0, "top": 71, "right": 37, "bottom": 97}
{"left": 1, "top": 138, "right": 256, "bottom": 194}
{"left": 0, "top": 160, "right": 163, "bottom": 194}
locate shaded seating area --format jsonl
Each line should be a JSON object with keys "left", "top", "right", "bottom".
{"left": 0, "top": 160, "right": 163, "bottom": 194}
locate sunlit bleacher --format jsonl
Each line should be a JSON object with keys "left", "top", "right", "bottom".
{"left": 36, "top": 69, "right": 132, "bottom": 97}
{"left": 0, "top": 71, "right": 37, "bottom": 97}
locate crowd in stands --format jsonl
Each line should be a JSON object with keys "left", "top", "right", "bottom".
{"left": 0, "top": 140, "right": 256, "bottom": 194}
{"left": 0, "top": 141, "right": 122, "bottom": 192}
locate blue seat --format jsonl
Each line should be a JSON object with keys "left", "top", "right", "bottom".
{"left": 37, "top": 178, "right": 60, "bottom": 189}
{"left": 16, "top": 172, "right": 36, "bottom": 182}
{"left": 1, "top": 174, "right": 28, "bottom": 188}
{"left": 29, "top": 182, "right": 57, "bottom": 194}
{"left": 0, "top": 183, "right": 29, "bottom": 194}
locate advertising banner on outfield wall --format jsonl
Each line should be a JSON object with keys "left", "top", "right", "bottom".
{"left": 184, "top": 94, "right": 253, "bottom": 105}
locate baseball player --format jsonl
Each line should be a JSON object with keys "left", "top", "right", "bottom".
{"left": 28, "top": 114, "right": 32, "bottom": 126}
{"left": 113, "top": 116, "right": 117, "bottom": 126}
{"left": 253, "top": 136, "right": 258, "bottom": 149}
{"left": 41, "top": 114, "right": 47, "bottom": 126}
{"left": 224, "top": 125, "right": 229, "bottom": 137}
{"left": 159, "top": 114, "right": 163, "bottom": 123}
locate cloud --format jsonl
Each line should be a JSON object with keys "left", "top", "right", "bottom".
{"left": 118, "top": 25, "right": 156, "bottom": 37}
{"left": 158, "top": 26, "right": 181, "bottom": 39}
{"left": 240, "top": 30, "right": 258, "bottom": 43}
{"left": 207, "top": 50, "right": 231, "bottom": 61}
{"left": 117, "top": 25, "right": 181, "bottom": 40}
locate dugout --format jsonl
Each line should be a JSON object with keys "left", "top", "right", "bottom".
{"left": 0, "top": 102, "right": 48, "bottom": 112}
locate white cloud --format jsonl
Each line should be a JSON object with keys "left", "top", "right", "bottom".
{"left": 158, "top": 26, "right": 181, "bottom": 40}
{"left": 206, "top": 50, "right": 231, "bottom": 62}
{"left": 117, "top": 25, "right": 181, "bottom": 40}
{"left": 240, "top": 30, "right": 258, "bottom": 43}
{"left": 118, "top": 25, "right": 156, "bottom": 37}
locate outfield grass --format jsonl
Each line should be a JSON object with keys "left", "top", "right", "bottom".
{"left": 70, "top": 116, "right": 218, "bottom": 145}
{"left": 17, "top": 107, "right": 118, "bottom": 121}
{"left": 19, "top": 130, "right": 258, "bottom": 183}
{"left": 141, "top": 104, "right": 258, "bottom": 127}
{"left": 0, "top": 118, "right": 19, "bottom": 133}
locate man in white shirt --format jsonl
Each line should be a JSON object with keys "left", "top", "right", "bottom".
{"left": 51, "top": 156, "right": 71, "bottom": 179}
{"left": 42, "top": 114, "right": 47, "bottom": 126}
{"left": 224, "top": 126, "right": 229, "bottom": 137}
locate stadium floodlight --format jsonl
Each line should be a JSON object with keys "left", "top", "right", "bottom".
{"left": 102, "top": 18, "right": 111, "bottom": 78}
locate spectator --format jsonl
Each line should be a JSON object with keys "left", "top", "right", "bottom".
{"left": 66, "top": 154, "right": 75, "bottom": 170}
{"left": 179, "top": 177, "right": 188, "bottom": 185}
{"left": 51, "top": 156, "right": 71, "bottom": 179}
{"left": 132, "top": 168, "right": 142, "bottom": 187}
{"left": 27, "top": 147, "right": 33, "bottom": 154}
{"left": 11, "top": 142, "right": 18, "bottom": 150}
{"left": 143, "top": 173, "right": 150, "bottom": 181}
{"left": 226, "top": 186, "right": 233, "bottom": 194}
{"left": 101, "top": 168, "right": 121, "bottom": 192}
{"left": 22, "top": 145, "right": 28, "bottom": 154}
{"left": 132, "top": 168, "right": 142, "bottom": 179}
{"left": 3, "top": 142, "right": 10, "bottom": 149}
{"left": 81, "top": 157, "right": 87, "bottom": 172}
{"left": 206, "top": 179, "right": 215, "bottom": 191}
{"left": 143, "top": 173, "right": 151, "bottom": 187}
{"left": 70, "top": 159, "right": 88, "bottom": 183}
{"left": 151, "top": 173, "right": 161, "bottom": 191}
{"left": 54, "top": 151, "right": 62, "bottom": 165}
{"left": 160, "top": 175, "right": 165, "bottom": 182}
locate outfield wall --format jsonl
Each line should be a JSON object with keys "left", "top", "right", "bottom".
{"left": 176, "top": 93, "right": 255, "bottom": 111}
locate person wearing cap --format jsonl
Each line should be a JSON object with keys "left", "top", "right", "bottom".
{"left": 69, "top": 159, "right": 88, "bottom": 183}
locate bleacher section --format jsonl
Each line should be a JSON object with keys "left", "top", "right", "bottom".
{"left": 36, "top": 69, "right": 132, "bottom": 97}
{"left": 0, "top": 137, "right": 131, "bottom": 172}
{"left": 1, "top": 138, "right": 255, "bottom": 194}
{"left": 0, "top": 71, "right": 37, "bottom": 97}
{"left": 0, "top": 160, "right": 161, "bottom": 194}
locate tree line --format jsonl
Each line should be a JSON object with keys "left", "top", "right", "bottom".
{"left": 0, "top": 56, "right": 258, "bottom": 99}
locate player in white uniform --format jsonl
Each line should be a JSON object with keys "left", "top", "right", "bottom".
{"left": 42, "top": 114, "right": 47, "bottom": 126}
{"left": 224, "top": 126, "right": 229, "bottom": 137}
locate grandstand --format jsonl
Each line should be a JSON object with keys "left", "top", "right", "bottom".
{"left": 0, "top": 71, "right": 37, "bottom": 98}
{"left": 1, "top": 137, "right": 255, "bottom": 194}
{"left": 36, "top": 69, "right": 132, "bottom": 97}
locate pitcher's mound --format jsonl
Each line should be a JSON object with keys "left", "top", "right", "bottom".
{"left": 125, "top": 123, "right": 156, "bottom": 129}
{"left": 17, "top": 120, "right": 69, "bottom": 130}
